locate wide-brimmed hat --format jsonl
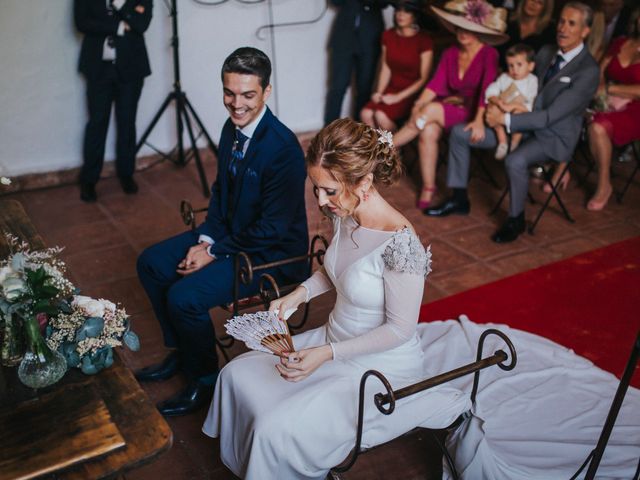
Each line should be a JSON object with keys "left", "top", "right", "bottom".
{"left": 431, "top": 0, "right": 509, "bottom": 46}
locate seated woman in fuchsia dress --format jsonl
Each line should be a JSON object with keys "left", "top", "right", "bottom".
{"left": 393, "top": 0, "right": 506, "bottom": 209}
{"left": 587, "top": 9, "right": 640, "bottom": 211}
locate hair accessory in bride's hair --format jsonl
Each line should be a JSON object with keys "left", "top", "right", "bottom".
{"left": 224, "top": 310, "right": 296, "bottom": 355}
{"left": 376, "top": 128, "right": 394, "bottom": 149}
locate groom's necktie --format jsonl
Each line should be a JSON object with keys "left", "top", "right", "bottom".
{"left": 229, "top": 129, "right": 249, "bottom": 178}
{"left": 543, "top": 54, "right": 565, "bottom": 85}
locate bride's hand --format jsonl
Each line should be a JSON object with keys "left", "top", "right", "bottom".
{"left": 269, "top": 285, "right": 307, "bottom": 320}
{"left": 275, "top": 345, "right": 333, "bottom": 382}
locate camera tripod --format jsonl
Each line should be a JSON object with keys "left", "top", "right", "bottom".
{"left": 135, "top": 0, "right": 217, "bottom": 197}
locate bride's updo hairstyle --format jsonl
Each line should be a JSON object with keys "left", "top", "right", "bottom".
{"left": 306, "top": 118, "right": 402, "bottom": 211}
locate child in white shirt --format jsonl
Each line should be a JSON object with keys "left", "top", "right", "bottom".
{"left": 485, "top": 44, "right": 538, "bottom": 160}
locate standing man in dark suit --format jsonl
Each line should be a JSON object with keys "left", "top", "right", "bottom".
{"left": 75, "top": 0, "right": 152, "bottom": 202}
{"left": 425, "top": 1, "right": 599, "bottom": 243}
{"left": 600, "top": 0, "right": 633, "bottom": 48}
{"left": 324, "top": 0, "right": 388, "bottom": 125}
{"left": 135, "top": 47, "right": 309, "bottom": 416}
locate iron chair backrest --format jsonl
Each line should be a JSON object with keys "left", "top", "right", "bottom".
{"left": 330, "top": 328, "right": 517, "bottom": 479}
{"left": 179, "top": 200, "right": 329, "bottom": 361}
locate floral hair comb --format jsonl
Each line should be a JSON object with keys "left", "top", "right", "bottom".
{"left": 376, "top": 129, "right": 394, "bottom": 149}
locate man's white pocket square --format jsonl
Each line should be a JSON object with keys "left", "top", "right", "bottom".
{"left": 559, "top": 76, "right": 571, "bottom": 83}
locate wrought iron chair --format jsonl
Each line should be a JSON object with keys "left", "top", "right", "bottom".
{"left": 328, "top": 328, "right": 517, "bottom": 480}
{"left": 180, "top": 200, "right": 329, "bottom": 362}
{"left": 490, "top": 160, "right": 574, "bottom": 235}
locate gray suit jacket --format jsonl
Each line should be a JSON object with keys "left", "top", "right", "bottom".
{"left": 510, "top": 44, "right": 599, "bottom": 162}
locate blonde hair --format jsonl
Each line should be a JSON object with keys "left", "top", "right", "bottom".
{"left": 306, "top": 118, "right": 402, "bottom": 214}
{"left": 512, "top": 0, "right": 555, "bottom": 34}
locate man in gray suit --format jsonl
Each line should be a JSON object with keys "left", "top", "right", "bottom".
{"left": 425, "top": 1, "right": 599, "bottom": 243}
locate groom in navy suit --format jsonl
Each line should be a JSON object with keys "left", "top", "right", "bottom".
{"left": 136, "top": 47, "right": 309, "bottom": 416}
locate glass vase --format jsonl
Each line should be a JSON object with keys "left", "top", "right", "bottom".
{"left": 1, "top": 313, "right": 25, "bottom": 367}
{"left": 17, "top": 315, "right": 67, "bottom": 389}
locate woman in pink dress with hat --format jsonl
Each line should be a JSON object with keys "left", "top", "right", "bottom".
{"left": 393, "top": 0, "right": 508, "bottom": 209}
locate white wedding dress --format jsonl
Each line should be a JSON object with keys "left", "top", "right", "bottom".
{"left": 203, "top": 216, "right": 640, "bottom": 480}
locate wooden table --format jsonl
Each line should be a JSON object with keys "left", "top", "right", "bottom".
{"left": 0, "top": 198, "right": 173, "bottom": 479}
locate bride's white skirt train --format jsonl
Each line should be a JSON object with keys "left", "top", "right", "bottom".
{"left": 422, "top": 317, "right": 640, "bottom": 480}
{"left": 203, "top": 316, "right": 640, "bottom": 480}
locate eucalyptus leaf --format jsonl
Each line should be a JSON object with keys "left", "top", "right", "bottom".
{"left": 80, "top": 355, "right": 99, "bottom": 375}
{"left": 123, "top": 330, "right": 140, "bottom": 351}
{"left": 75, "top": 317, "right": 104, "bottom": 341}
{"left": 58, "top": 301, "right": 73, "bottom": 314}
{"left": 104, "top": 348, "right": 114, "bottom": 369}
{"left": 0, "top": 300, "right": 10, "bottom": 315}
{"left": 62, "top": 342, "right": 81, "bottom": 368}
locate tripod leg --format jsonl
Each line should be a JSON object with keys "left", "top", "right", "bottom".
{"left": 136, "top": 92, "right": 175, "bottom": 153}
{"left": 184, "top": 97, "right": 219, "bottom": 156}
{"left": 181, "top": 102, "right": 210, "bottom": 197}
{"left": 174, "top": 92, "right": 186, "bottom": 165}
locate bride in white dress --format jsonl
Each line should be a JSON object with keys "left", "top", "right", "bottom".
{"left": 203, "top": 118, "right": 640, "bottom": 479}
{"left": 203, "top": 118, "right": 468, "bottom": 479}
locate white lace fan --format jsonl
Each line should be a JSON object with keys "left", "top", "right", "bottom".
{"left": 224, "top": 309, "right": 297, "bottom": 355}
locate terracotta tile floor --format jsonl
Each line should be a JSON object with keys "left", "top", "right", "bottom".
{"left": 5, "top": 138, "right": 640, "bottom": 479}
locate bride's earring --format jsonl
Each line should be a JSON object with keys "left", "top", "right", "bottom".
{"left": 362, "top": 189, "right": 369, "bottom": 202}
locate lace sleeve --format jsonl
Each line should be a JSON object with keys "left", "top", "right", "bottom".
{"left": 381, "top": 228, "right": 432, "bottom": 278}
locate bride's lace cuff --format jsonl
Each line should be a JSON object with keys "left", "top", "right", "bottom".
{"left": 381, "top": 228, "right": 432, "bottom": 277}
{"left": 300, "top": 266, "right": 334, "bottom": 302}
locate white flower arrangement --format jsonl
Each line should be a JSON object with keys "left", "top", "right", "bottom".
{"left": 46, "top": 294, "right": 139, "bottom": 374}
{"left": 0, "top": 177, "right": 11, "bottom": 186}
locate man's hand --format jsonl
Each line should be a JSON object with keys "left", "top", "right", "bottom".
{"left": 485, "top": 104, "right": 505, "bottom": 128}
{"left": 177, "top": 243, "right": 213, "bottom": 275}
{"left": 275, "top": 344, "right": 333, "bottom": 382}
{"left": 134, "top": 5, "right": 145, "bottom": 13}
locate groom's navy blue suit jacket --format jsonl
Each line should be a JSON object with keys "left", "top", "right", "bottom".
{"left": 196, "top": 107, "right": 309, "bottom": 280}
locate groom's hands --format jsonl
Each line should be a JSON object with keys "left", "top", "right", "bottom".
{"left": 177, "top": 243, "right": 213, "bottom": 275}
{"left": 276, "top": 345, "right": 333, "bottom": 382}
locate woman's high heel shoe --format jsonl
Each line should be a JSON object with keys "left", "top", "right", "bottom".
{"left": 416, "top": 186, "right": 437, "bottom": 209}
{"left": 542, "top": 171, "right": 570, "bottom": 194}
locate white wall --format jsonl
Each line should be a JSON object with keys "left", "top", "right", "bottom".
{"left": 0, "top": 0, "right": 362, "bottom": 177}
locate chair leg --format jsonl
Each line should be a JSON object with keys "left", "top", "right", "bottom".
{"left": 575, "top": 141, "right": 595, "bottom": 188}
{"left": 489, "top": 187, "right": 509, "bottom": 216}
{"left": 430, "top": 431, "right": 459, "bottom": 480}
{"left": 616, "top": 142, "right": 640, "bottom": 203}
{"left": 529, "top": 165, "right": 574, "bottom": 235}
{"left": 476, "top": 155, "right": 501, "bottom": 189}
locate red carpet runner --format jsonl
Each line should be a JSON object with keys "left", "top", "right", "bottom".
{"left": 420, "top": 236, "right": 640, "bottom": 387}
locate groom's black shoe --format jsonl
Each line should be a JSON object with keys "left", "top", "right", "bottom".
{"left": 491, "top": 214, "right": 526, "bottom": 243}
{"left": 424, "top": 197, "right": 470, "bottom": 217}
{"left": 157, "top": 381, "right": 214, "bottom": 417}
{"left": 134, "top": 351, "right": 180, "bottom": 382}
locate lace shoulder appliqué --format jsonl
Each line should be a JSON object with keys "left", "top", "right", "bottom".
{"left": 381, "top": 228, "right": 432, "bottom": 278}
